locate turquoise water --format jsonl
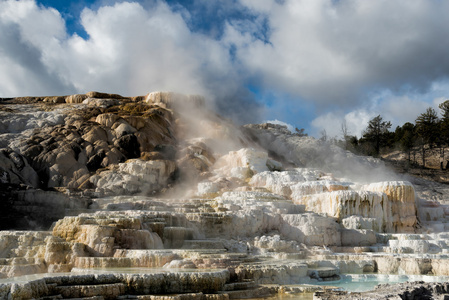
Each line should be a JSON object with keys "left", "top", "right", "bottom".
{"left": 317, "top": 274, "right": 449, "bottom": 292}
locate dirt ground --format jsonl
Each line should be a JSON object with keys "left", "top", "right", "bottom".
{"left": 382, "top": 147, "right": 449, "bottom": 185}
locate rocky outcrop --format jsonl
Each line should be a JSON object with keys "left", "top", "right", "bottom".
{"left": 0, "top": 96, "right": 177, "bottom": 194}
{"left": 362, "top": 181, "right": 417, "bottom": 232}
{"left": 177, "top": 141, "right": 216, "bottom": 180}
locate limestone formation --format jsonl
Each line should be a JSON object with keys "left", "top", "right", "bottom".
{"left": 362, "top": 181, "right": 417, "bottom": 232}
{"left": 2, "top": 93, "right": 449, "bottom": 299}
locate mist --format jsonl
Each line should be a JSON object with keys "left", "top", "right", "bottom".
{"left": 243, "top": 123, "right": 398, "bottom": 184}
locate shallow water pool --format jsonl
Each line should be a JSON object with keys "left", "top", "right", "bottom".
{"left": 317, "top": 273, "right": 449, "bottom": 292}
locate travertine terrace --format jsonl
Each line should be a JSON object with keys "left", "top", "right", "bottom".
{"left": 1, "top": 92, "right": 449, "bottom": 299}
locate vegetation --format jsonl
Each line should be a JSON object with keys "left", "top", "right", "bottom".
{"left": 337, "top": 100, "right": 449, "bottom": 169}
{"left": 415, "top": 107, "right": 439, "bottom": 167}
{"left": 361, "top": 115, "right": 392, "bottom": 156}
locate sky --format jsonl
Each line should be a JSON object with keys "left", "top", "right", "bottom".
{"left": 1, "top": 0, "right": 449, "bottom": 138}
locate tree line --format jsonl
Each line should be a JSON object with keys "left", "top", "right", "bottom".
{"left": 329, "top": 100, "right": 449, "bottom": 169}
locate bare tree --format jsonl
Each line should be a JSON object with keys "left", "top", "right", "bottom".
{"left": 341, "top": 119, "right": 350, "bottom": 149}
{"left": 320, "top": 129, "right": 328, "bottom": 142}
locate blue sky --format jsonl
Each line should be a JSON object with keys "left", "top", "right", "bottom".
{"left": 2, "top": 0, "right": 449, "bottom": 137}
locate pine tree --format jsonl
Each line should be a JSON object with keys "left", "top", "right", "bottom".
{"left": 362, "top": 115, "right": 392, "bottom": 156}
{"left": 399, "top": 122, "right": 415, "bottom": 164}
{"left": 416, "top": 107, "right": 439, "bottom": 167}
{"left": 438, "top": 100, "right": 449, "bottom": 169}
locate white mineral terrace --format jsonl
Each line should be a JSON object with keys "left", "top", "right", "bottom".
{"left": 2, "top": 174, "right": 449, "bottom": 299}
{"left": 2, "top": 107, "right": 449, "bottom": 299}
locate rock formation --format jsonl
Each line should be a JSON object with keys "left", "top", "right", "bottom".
{"left": 1, "top": 92, "right": 449, "bottom": 299}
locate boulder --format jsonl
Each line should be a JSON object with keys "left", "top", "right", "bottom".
{"left": 95, "top": 113, "right": 119, "bottom": 127}
{"left": 43, "top": 96, "right": 65, "bottom": 103}
{"left": 112, "top": 121, "right": 137, "bottom": 138}
{"left": 65, "top": 94, "right": 87, "bottom": 103}
{"left": 0, "top": 149, "right": 39, "bottom": 187}
{"left": 82, "top": 126, "right": 108, "bottom": 144}
{"left": 114, "top": 134, "right": 140, "bottom": 159}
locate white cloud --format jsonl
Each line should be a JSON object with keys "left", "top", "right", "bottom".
{"left": 311, "top": 92, "right": 444, "bottom": 139}
{"left": 0, "top": 0, "right": 71, "bottom": 96}
{"left": 57, "top": 1, "right": 232, "bottom": 97}
{"left": 311, "top": 111, "right": 345, "bottom": 138}
{"left": 0, "top": 1, "right": 239, "bottom": 101}
{"left": 0, "top": 0, "right": 66, "bottom": 47}
{"left": 232, "top": 0, "right": 449, "bottom": 108}
{"left": 310, "top": 110, "right": 372, "bottom": 139}
{"left": 379, "top": 96, "right": 430, "bottom": 126}
{"left": 344, "top": 110, "right": 373, "bottom": 138}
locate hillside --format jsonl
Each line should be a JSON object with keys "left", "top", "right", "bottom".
{"left": 1, "top": 92, "right": 449, "bottom": 299}
{"left": 382, "top": 146, "right": 449, "bottom": 184}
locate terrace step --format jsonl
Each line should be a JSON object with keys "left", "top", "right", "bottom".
{"left": 223, "top": 280, "right": 257, "bottom": 291}
{"left": 182, "top": 240, "right": 225, "bottom": 250}
{"left": 52, "top": 283, "right": 126, "bottom": 299}
{"left": 219, "top": 286, "right": 272, "bottom": 299}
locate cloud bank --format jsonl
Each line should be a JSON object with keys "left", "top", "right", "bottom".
{"left": 236, "top": 0, "right": 449, "bottom": 104}
{"left": 1, "top": 0, "right": 449, "bottom": 133}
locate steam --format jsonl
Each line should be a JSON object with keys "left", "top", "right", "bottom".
{"left": 146, "top": 91, "right": 253, "bottom": 199}
{"left": 146, "top": 92, "right": 249, "bottom": 154}
{"left": 243, "top": 123, "right": 397, "bottom": 184}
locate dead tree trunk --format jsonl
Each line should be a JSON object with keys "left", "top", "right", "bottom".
{"left": 422, "top": 145, "right": 426, "bottom": 168}
{"left": 440, "top": 148, "right": 445, "bottom": 170}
